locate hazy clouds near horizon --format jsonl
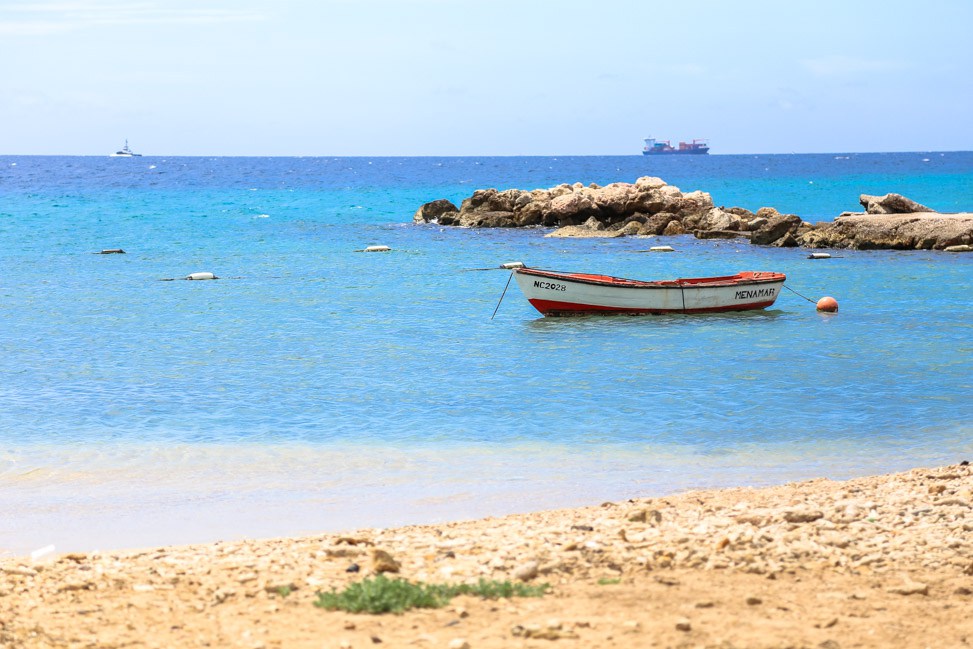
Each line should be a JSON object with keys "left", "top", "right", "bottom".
{"left": 2, "top": 0, "right": 970, "bottom": 156}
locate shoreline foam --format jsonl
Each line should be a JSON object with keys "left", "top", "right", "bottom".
{"left": 4, "top": 438, "right": 965, "bottom": 557}
{"left": 2, "top": 463, "right": 971, "bottom": 647}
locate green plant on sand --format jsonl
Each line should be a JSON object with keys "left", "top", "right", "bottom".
{"left": 314, "top": 575, "right": 550, "bottom": 614}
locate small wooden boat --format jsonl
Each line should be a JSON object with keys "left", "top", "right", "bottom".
{"left": 512, "top": 267, "right": 786, "bottom": 316}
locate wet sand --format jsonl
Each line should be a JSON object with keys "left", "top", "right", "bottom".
{"left": 2, "top": 463, "right": 971, "bottom": 648}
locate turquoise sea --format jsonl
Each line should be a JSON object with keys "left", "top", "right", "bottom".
{"left": 1, "top": 153, "right": 971, "bottom": 556}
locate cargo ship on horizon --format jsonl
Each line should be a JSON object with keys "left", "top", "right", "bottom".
{"left": 642, "top": 137, "right": 709, "bottom": 155}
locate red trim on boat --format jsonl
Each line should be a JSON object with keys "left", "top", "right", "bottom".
{"left": 527, "top": 298, "right": 779, "bottom": 316}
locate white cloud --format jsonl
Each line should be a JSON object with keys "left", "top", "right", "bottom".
{"left": 0, "top": 20, "right": 70, "bottom": 35}
{"left": 800, "top": 55, "right": 905, "bottom": 77}
{"left": 0, "top": 1, "right": 264, "bottom": 36}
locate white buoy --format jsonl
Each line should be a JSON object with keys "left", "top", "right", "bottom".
{"left": 650, "top": 245, "right": 675, "bottom": 252}
{"left": 808, "top": 252, "right": 832, "bottom": 260}
{"left": 363, "top": 245, "right": 391, "bottom": 252}
{"left": 30, "top": 544, "right": 56, "bottom": 562}
{"left": 499, "top": 261, "right": 525, "bottom": 269}
{"left": 185, "top": 272, "right": 218, "bottom": 280}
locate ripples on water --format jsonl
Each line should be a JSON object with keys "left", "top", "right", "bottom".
{"left": 0, "top": 154, "right": 970, "bottom": 553}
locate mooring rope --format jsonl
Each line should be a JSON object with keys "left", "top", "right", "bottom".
{"left": 491, "top": 271, "right": 514, "bottom": 320}
{"left": 783, "top": 284, "right": 816, "bottom": 304}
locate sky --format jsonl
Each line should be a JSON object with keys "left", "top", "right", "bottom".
{"left": 1, "top": 0, "right": 971, "bottom": 156}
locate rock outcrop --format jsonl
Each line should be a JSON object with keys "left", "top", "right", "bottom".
{"left": 800, "top": 213, "right": 973, "bottom": 250}
{"left": 414, "top": 181, "right": 972, "bottom": 251}
{"left": 412, "top": 198, "right": 459, "bottom": 224}
{"left": 413, "top": 177, "right": 803, "bottom": 247}
{"left": 750, "top": 208, "right": 805, "bottom": 247}
{"left": 859, "top": 193, "right": 935, "bottom": 215}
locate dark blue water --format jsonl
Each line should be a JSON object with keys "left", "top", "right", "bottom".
{"left": 1, "top": 153, "right": 971, "bottom": 555}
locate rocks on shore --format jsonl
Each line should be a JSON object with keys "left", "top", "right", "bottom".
{"left": 414, "top": 182, "right": 973, "bottom": 251}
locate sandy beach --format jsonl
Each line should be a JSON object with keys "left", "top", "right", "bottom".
{"left": 2, "top": 463, "right": 971, "bottom": 648}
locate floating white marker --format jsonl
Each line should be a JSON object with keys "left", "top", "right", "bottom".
{"left": 499, "top": 261, "right": 525, "bottom": 269}
{"left": 185, "top": 272, "right": 218, "bottom": 280}
{"left": 363, "top": 245, "right": 391, "bottom": 252}
{"left": 31, "top": 544, "right": 56, "bottom": 562}
{"left": 650, "top": 245, "right": 675, "bottom": 252}
{"left": 808, "top": 252, "right": 832, "bottom": 260}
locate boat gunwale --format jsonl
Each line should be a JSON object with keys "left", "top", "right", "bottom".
{"left": 514, "top": 267, "right": 786, "bottom": 290}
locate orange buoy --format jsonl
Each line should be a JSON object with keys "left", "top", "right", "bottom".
{"left": 816, "top": 296, "right": 839, "bottom": 312}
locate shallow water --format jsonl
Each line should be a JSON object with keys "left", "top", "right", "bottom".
{"left": 1, "top": 154, "right": 971, "bottom": 555}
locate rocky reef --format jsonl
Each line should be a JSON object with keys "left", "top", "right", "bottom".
{"left": 413, "top": 178, "right": 973, "bottom": 251}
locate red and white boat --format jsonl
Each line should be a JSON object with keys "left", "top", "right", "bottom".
{"left": 512, "top": 267, "right": 786, "bottom": 316}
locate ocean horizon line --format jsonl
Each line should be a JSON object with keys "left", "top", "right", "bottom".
{"left": 4, "top": 149, "right": 972, "bottom": 159}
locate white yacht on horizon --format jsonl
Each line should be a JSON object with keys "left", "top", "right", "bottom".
{"left": 110, "top": 139, "right": 142, "bottom": 157}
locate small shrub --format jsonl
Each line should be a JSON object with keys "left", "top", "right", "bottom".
{"left": 315, "top": 575, "right": 549, "bottom": 614}
{"left": 451, "top": 578, "right": 549, "bottom": 599}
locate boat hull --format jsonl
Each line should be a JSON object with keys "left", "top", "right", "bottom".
{"left": 642, "top": 148, "right": 709, "bottom": 155}
{"left": 512, "top": 268, "right": 785, "bottom": 316}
